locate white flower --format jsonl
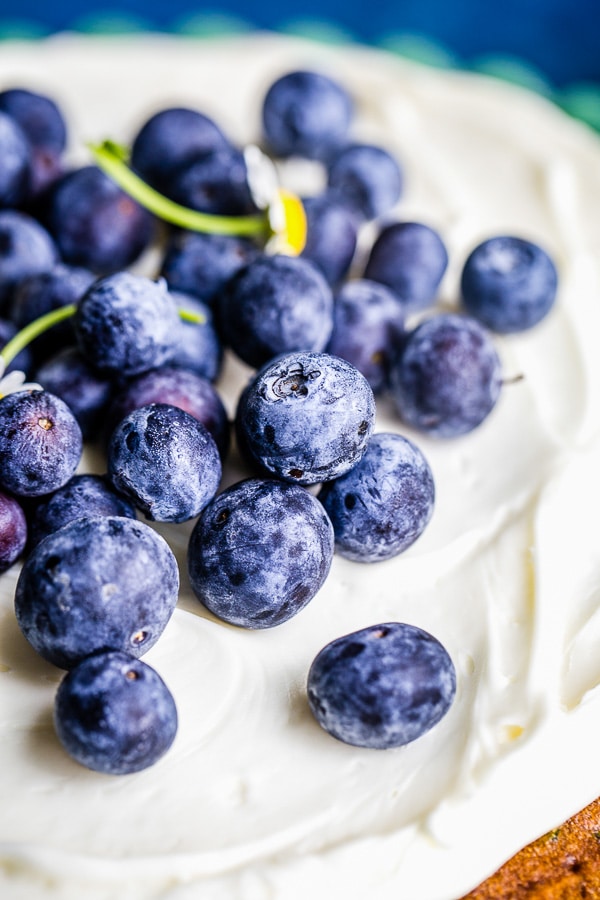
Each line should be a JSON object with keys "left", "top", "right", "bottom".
{"left": 244, "top": 145, "right": 307, "bottom": 256}
{"left": 0, "top": 358, "right": 41, "bottom": 400}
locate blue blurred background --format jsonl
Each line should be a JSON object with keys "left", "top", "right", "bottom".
{"left": 0, "top": 0, "right": 598, "bottom": 123}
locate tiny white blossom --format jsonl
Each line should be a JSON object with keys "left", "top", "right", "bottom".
{"left": 244, "top": 144, "right": 300, "bottom": 254}
{"left": 0, "top": 358, "right": 42, "bottom": 399}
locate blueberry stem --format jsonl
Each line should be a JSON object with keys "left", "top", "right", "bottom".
{"left": 88, "top": 140, "right": 269, "bottom": 239}
{"left": 0, "top": 304, "right": 77, "bottom": 367}
{"left": 0, "top": 304, "right": 205, "bottom": 367}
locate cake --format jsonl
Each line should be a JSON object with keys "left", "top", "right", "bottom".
{"left": 1, "top": 31, "right": 600, "bottom": 900}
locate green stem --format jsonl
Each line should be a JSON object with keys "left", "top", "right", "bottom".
{"left": 89, "top": 140, "right": 269, "bottom": 239}
{"left": 0, "top": 304, "right": 206, "bottom": 368}
{"left": 1, "top": 304, "right": 77, "bottom": 367}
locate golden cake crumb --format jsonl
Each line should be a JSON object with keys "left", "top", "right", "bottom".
{"left": 463, "top": 799, "right": 600, "bottom": 898}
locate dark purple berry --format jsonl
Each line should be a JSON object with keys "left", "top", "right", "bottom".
{"left": 54, "top": 650, "right": 178, "bottom": 774}
{"left": 307, "top": 622, "right": 456, "bottom": 749}
{"left": 0, "top": 489, "right": 27, "bottom": 572}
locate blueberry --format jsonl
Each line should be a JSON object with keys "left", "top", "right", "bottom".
{"left": 327, "top": 143, "right": 403, "bottom": 220}
{"left": 75, "top": 273, "right": 180, "bottom": 377}
{"left": 318, "top": 433, "right": 434, "bottom": 562}
{"left": 301, "top": 193, "right": 359, "bottom": 286}
{"left": 326, "top": 279, "right": 405, "bottom": 393}
{"left": 220, "top": 254, "right": 334, "bottom": 369}
{"left": 389, "top": 313, "right": 503, "bottom": 438}
{"left": 0, "top": 88, "right": 67, "bottom": 198}
{"left": 107, "top": 403, "right": 221, "bottom": 523}
{"left": 461, "top": 235, "right": 558, "bottom": 333}
{"left": 15, "top": 515, "right": 179, "bottom": 669}
{"left": 0, "top": 111, "right": 31, "bottom": 209}
{"left": 364, "top": 222, "right": 448, "bottom": 311}
{"left": 28, "top": 474, "right": 136, "bottom": 550}
{"left": 0, "top": 210, "right": 58, "bottom": 310}
{"left": 35, "top": 347, "right": 115, "bottom": 440}
{"left": 0, "top": 390, "right": 82, "bottom": 497}
{"left": 0, "top": 317, "right": 32, "bottom": 374}
{"left": 105, "top": 365, "right": 230, "bottom": 460}
{"left": 54, "top": 650, "right": 177, "bottom": 775}
{"left": 307, "top": 622, "right": 456, "bottom": 749}
{"left": 169, "top": 292, "right": 223, "bottom": 382}
{"left": 0, "top": 87, "right": 66, "bottom": 156}
{"left": 160, "top": 230, "right": 259, "bottom": 307}
{"left": 11, "top": 264, "right": 96, "bottom": 362}
{"left": 236, "top": 351, "right": 375, "bottom": 485}
{"left": 187, "top": 478, "right": 334, "bottom": 628}
{"left": 0, "top": 489, "right": 27, "bottom": 573}
{"left": 131, "top": 107, "right": 230, "bottom": 193}
{"left": 43, "top": 166, "right": 154, "bottom": 274}
{"left": 262, "top": 70, "right": 353, "bottom": 161}
{"left": 165, "top": 146, "right": 255, "bottom": 216}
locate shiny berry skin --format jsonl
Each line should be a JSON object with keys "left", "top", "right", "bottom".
{"left": 307, "top": 622, "right": 456, "bottom": 749}
{"left": 44, "top": 166, "right": 154, "bottom": 274}
{"left": 326, "top": 278, "right": 405, "bottom": 393}
{"left": 107, "top": 403, "right": 222, "bottom": 523}
{"left": 0, "top": 489, "right": 27, "bottom": 573}
{"left": 15, "top": 515, "right": 179, "bottom": 669}
{"left": 188, "top": 478, "right": 334, "bottom": 629}
{"left": 54, "top": 651, "right": 178, "bottom": 775}
{"left": 301, "top": 193, "right": 359, "bottom": 286}
{"left": 262, "top": 70, "right": 353, "bottom": 161}
{"left": 0, "top": 87, "right": 67, "bottom": 198}
{"left": 160, "top": 230, "right": 258, "bottom": 308}
{"left": 165, "top": 146, "right": 255, "bottom": 216}
{"left": 0, "top": 210, "right": 58, "bottom": 309}
{"left": 35, "top": 348, "right": 115, "bottom": 441}
{"left": 75, "top": 272, "right": 180, "bottom": 377}
{"left": 0, "top": 111, "right": 31, "bottom": 209}
{"left": 389, "top": 313, "right": 503, "bottom": 438}
{"left": 461, "top": 235, "right": 558, "bottom": 333}
{"left": 105, "top": 365, "right": 229, "bottom": 460}
{"left": 327, "top": 143, "right": 403, "bottom": 220}
{"left": 236, "top": 351, "right": 375, "bottom": 485}
{"left": 131, "top": 106, "right": 230, "bottom": 193}
{"left": 170, "top": 291, "right": 223, "bottom": 382}
{"left": 11, "top": 264, "right": 96, "bottom": 363}
{"left": 364, "top": 221, "right": 448, "bottom": 311}
{"left": 0, "top": 390, "right": 82, "bottom": 498}
{"left": 318, "top": 432, "right": 434, "bottom": 562}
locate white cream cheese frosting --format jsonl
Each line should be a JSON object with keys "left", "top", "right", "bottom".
{"left": 1, "top": 32, "right": 600, "bottom": 900}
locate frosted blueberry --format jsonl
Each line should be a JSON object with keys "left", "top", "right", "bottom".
{"left": 0, "top": 390, "right": 82, "bottom": 497}
{"left": 461, "top": 235, "right": 558, "bottom": 332}
{"left": 220, "top": 254, "right": 334, "bottom": 370}
{"left": 107, "top": 403, "right": 221, "bottom": 523}
{"left": 307, "top": 622, "right": 456, "bottom": 749}
{"left": 188, "top": 478, "right": 334, "bottom": 628}
{"left": 105, "top": 365, "right": 229, "bottom": 459}
{"left": 54, "top": 650, "right": 177, "bottom": 775}
{"left": 236, "top": 351, "right": 375, "bottom": 485}
{"left": 15, "top": 515, "right": 179, "bottom": 669}
{"left": 318, "top": 433, "right": 434, "bottom": 562}
{"left": 75, "top": 272, "right": 180, "bottom": 377}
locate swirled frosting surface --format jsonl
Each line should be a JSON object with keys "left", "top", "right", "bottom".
{"left": 1, "top": 33, "right": 600, "bottom": 900}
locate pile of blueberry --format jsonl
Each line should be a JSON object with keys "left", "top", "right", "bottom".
{"left": 0, "top": 70, "right": 558, "bottom": 772}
